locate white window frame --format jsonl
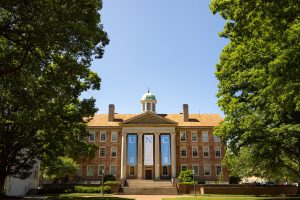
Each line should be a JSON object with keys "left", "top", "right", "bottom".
{"left": 146, "top": 102, "right": 151, "bottom": 111}
{"left": 214, "top": 135, "right": 221, "bottom": 142}
{"left": 203, "top": 147, "right": 210, "bottom": 158}
{"left": 100, "top": 132, "right": 106, "bottom": 142}
{"left": 111, "top": 132, "right": 118, "bottom": 142}
{"left": 192, "top": 147, "right": 198, "bottom": 157}
{"left": 204, "top": 164, "right": 211, "bottom": 176}
{"left": 110, "top": 165, "right": 116, "bottom": 176}
{"left": 216, "top": 165, "right": 222, "bottom": 176}
{"left": 181, "top": 164, "right": 188, "bottom": 172}
{"left": 180, "top": 131, "right": 186, "bottom": 142}
{"left": 111, "top": 147, "right": 117, "bottom": 158}
{"left": 99, "top": 147, "right": 106, "bottom": 157}
{"left": 180, "top": 147, "right": 187, "bottom": 158}
{"left": 192, "top": 164, "right": 199, "bottom": 176}
{"left": 88, "top": 132, "right": 95, "bottom": 142}
{"left": 215, "top": 146, "right": 221, "bottom": 158}
{"left": 191, "top": 131, "right": 198, "bottom": 142}
{"left": 202, "top": 131, "right": 209, "bottom": 142}
{"left": 98, "top": 165, "right": 105, "bottom": 176}
{"left": 87, "top": 165, "right": 94, "bottom": 177}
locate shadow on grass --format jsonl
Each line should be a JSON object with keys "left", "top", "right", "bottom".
{"left": 46, "top": 196, "right": 134, "bottom": 200}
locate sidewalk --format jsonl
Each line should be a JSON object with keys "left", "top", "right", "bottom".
{"left": 114, "top": 194, "right": 181, "bottom": 200}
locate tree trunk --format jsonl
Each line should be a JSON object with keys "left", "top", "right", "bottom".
{"left": 0, "top": 173, "right": 7, "bottom": 195}
{"left": 298, "top": 180, "right": 300, "bottom": 195}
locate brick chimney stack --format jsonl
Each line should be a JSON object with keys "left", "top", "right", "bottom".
{"left": 183, "top": 104, "right": 189, "bottom": 122}
{"left": 108, "top": 104, "right": 115, "bottom": 122}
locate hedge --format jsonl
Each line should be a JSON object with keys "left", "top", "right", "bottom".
{"left": 74, "top": 186, "right": 111, "bottom": 194}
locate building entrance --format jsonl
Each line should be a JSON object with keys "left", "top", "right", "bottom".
{"left": 145, "top": 170, "right": 152, "bottom": 179}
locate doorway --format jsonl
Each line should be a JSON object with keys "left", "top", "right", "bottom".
{"left": 145, "top": 170, "right": 152, "bottom": 179}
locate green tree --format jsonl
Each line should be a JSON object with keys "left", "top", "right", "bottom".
{"left": 0, "top": 0, "right": 109, "bottom": 193}
{"left": 210, "top": 0, "right": 300, "bottom": 190}
{"left": 41, "top": 156, "right": 78, "bottom": 182}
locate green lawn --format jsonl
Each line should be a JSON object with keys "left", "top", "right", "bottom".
{"left": 45, "top": 193, "right": 134, "bottom": 200}
{"left": 162, "top": 194, "right": 300, "bottom": 200}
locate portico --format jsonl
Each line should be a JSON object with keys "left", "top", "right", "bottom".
{"left": 120, "top": 114, "right": 177, "bottom": 180}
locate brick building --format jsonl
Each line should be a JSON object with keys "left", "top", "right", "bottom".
{"left": 76, "top": 91, "right": 228, "bottom": 182}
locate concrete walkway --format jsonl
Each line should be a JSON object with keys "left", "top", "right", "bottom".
{"left": 114, "top": 194, "right": 181, "bottom": 200}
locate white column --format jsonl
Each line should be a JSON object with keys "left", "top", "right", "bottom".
{"left": 155, "top": 132, "right": 160, "bottom": 180}
{"left": 171, "top": 132, "right": 177, "bottom": 178}
{"left": 120, "top": 132, "right": 127, "bottom": 179}
{"left": 137, "top": 132, "right": 143, "bottom": 179}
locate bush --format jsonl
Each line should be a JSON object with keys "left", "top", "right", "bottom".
{"left": 229, "top": 176, "right": 241, "bottom": 184}
{"left": 104, "top": 181, "right": 120, "bottom": 185}
{"left": 178, "top": 170, "right": 193, "bottom": 182}
{"left": 104, "top": 174, "right": 116, "bottom": 182}
{"left": 74, "top": 186, "right": 111, "bottom": 194}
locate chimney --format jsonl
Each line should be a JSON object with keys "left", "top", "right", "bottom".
{"left": 108, "top": 104, "right": 115, "bottom": 122}
{"left": 183, "top": 104, "right": 189, "bottom": 122}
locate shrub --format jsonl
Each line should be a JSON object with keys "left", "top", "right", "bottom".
{"left": 104, "top": 181, "right": 120, "bottom": 185}
{"left": 104, "top": 174, "right": 116, "bottom": 182}
{"left": 73, "top": 186, "right": 111, "bottom": 194}
{"left": 101, "top": 185, "right": 111, "bottom": 194}
{"left": 178, "top": 170, "right": 193, "bottom": 182}
{"left": 229, "top": 176, "right": 241, "bottom": 184}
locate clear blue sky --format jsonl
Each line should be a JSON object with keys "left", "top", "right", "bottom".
{"left": 82, "top": 0, "right": 228, "bottom": 115}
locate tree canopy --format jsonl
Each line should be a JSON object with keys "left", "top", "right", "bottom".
{"left": 0, "top": 0, "right": 109, "bottom": 193}
{"left": 210, "top": 0, "right": 300, "bottom": 186}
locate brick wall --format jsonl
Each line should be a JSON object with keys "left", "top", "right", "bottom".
{"left": 176, "top": 127, "right": 228, "bottom": 181}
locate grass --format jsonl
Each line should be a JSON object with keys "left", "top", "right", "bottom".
{"left": 45, "top": 193, "right": 134, "bottom": 200}
{"left": 162, "top": 194, "right": 300, "bottom": 200}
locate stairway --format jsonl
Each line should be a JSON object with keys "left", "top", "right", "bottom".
{"left": 121, "top": 179, "right": 178, "bottom": 195}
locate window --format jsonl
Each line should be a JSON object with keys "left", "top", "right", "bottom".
{"left": 77, "top": 166, "right": 82, "bottom": 176}
{"left": 202, "top": 131, "right": 209, "bottom": 142}
{"left": 204, "top": 164, "right": 211, "bottom": 176}
{"left": 129, "top": 166, "right": 135, "bottom": 176}
{"left": 191, "top": 132, "right": 198, "bottom": 142}
{"left": 192, "top": 165, "right": 199, "bottom": 176}
{"left": 216, "top": 165, "right": 222, "bottom": 176}
{"left": 99, "top": 147, "right": 105, "bottom": 157}
{"left": 180, "top": 132, "right": 186, "bottom": 142}
{"left": 100, "top": 132, "right": 106, "bottom": 142}
{"left": 111, "top": 132, "right": 117, "bottom": 142}
{"left": 87, "top": 165, "right": 94, "bottom": 176}
{"left": 181, "top": 164, "right": 187, "bottom": 171}
{"left": 214, "top": 135, "right": 220, "bottom": 142}
{"left": 142, "top": 103, "right": 145, "bottom": 111}
{"left": 192, "top": 147, "right": 198, "bottom": 157}
{"left": 89, "top": 132, "right": 95, "bottom": 142}
{"left": 162, "top": 166, "right": 168, "bottom": 176}
{"left": 180, "top": 147, "right": 187, "bottom": 157}
{"left": 147, "top": 103, "right": 151, "bottom": 111}
{"left": 110, "top": 165, "right": 116, "bottom": 176}
{"left": 152, "top": 103, "right": 156, "bottom": 112}
{"left": 215, "top": 146, "right": 221, "bottom": 158}
{"left": 111, "top": 147, "right": 117, "bottom": 157}
{"left": 98, "top": 165, "right": 105, "bottom": 176}
{"left": 203, "top": 147, "right": 209, "bottom": 158}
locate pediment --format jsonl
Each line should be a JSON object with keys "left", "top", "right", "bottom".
{"left": 123, "top": 112, "right": 177, "bottom": 125}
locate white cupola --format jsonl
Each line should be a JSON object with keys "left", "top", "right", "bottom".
{"left": 141, "top": 90, "right": 157, "bottom": 113}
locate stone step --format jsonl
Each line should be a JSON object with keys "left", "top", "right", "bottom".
{"left": 121, "top": 187, "right": 178, "bottom": 195}
{"left": 126, "top": 180, "right": 173, "bottom": 188}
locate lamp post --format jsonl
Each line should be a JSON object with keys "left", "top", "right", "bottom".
{"left": 192, "top": 169, "right": 196, "bottom": 196}
{"left": 101, "top": 169, "right": 104, "bottom": 195}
